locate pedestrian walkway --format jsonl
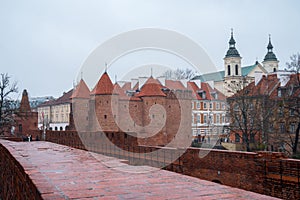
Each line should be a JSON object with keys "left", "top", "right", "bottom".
{"left": 1, "top": 140, "right": 278, "bottom": 199}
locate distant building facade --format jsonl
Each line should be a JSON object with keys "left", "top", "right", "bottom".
{"left": 193, "top": 31, "right": 279, "bottom": 97}
{"left": 37, "top": 90, "right": 72, "bottom": 131}
{"left": 227, "top": 72, "right": 300, "bottom": 154}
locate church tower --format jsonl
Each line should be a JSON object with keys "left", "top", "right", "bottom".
{"left": 262, "top": 35, "right": 279, "bottom": 73}
{"left": 223, "top": 29, "right": 245, "bottom": 96}
{"left": 224, "top": 29, "right": 242, "bottom": 78}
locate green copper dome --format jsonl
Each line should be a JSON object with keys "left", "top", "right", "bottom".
{"left": 264, "top": 35, "right": 278, "bottom": 62}
{"left": 225, "top": 30, "right": 240, "bottom": 58}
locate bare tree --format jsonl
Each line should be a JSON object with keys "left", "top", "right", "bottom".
{"left": 227, "top": 90, "right": 276, "bottom": 151}
{"left": 0, "top": 73, "right": 18, "bottom": 135}
{"left": 163, "top": 68, "right": 196, "bottom": 80}
{"left": 284, "top": 53, "right": 300, "bottom": 156}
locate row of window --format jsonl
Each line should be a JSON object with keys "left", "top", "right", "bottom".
{"left": 193, "top": 113, "right": 227, "bottom": 124}
{"left": 193, "top": 101, "right": 226, "bottom": 110}
{"left": 227, "top": 64, "right": 239, "bottom": 76}
{"left": 273, "top": 122, "right": 297, "bottom": 134}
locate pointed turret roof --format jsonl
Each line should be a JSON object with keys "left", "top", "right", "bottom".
{"left": 137, "top": 77, "right": 166, "bottom": 97}
{"left": 19, "top": 89, "right": 31, "bottom": 112}
{"left": 91, "top": 72, "right": 114, "bottom": 95}
{"left": 225, "top": 29, "right": 240, "bottom": 58}
{"left": 71, "top": 79, "right": 90, "bottom": 99}
{"left": 263, "top": 35, "right": 278, "bottom": 62}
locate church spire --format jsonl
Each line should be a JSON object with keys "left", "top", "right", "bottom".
{"left": 225, "top": 29, "right": 240, "bottom": 58}
{"left": 263, "top": 34, "right": 278, "bottom": 61}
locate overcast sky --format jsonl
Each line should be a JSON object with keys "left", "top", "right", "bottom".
{"left": 1, "top": 0, "right": 299, "bottom": 98}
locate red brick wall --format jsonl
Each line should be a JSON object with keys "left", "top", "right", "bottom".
{"left": 43, "top": 131, "right": 300, "bottom": 199}
{"left": 0, "top": 142, "right": 42, "bottom": 199}
{"left": 14, "top": 111, "right": 38, "bottom": 137}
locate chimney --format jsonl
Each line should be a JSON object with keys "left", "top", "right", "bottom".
{"left": 254, "top": 71, "right": 263, "bottom": 86}
{"left": 180, "top": 79, "right": 188, "bottom": 88}
{"left": 190, "top": 79, "right": 201, "bottom": 88}
{"left": 131, "top": 78, "right": 138, "bottom": 90}
{"left": 138, "top": 77, "right": 148, "bottom": 90}
{"left": 207, "top": 80, "right": 214, "bottom": 89}
{"left": 279, "top": 74, "right": 291, "bottom": 87}
{"left": 157, "top": 76, "right": 166, "bottom": 86}
{"left": 117, "top": 81, "right": 126, "bottom": 88}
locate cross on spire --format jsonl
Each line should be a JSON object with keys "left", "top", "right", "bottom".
{"left": 105, "top": 62, "right": 108, "bottom": 72}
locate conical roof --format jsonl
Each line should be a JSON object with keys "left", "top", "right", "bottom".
{"left": 91, "top": 72, "right": 114, "bottom": 95}
{"left": 137, "top": 77, "right": 166, "bottom": 97}
{"left": 71, "top": 79, "right": 90, "bottom": 99}
{"left": 19, "top": 89, "right": 31, "bottom": 112}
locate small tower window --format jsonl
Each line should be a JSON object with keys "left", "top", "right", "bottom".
{"left": 227, "top": 65, "right": 231, "bottom": 76}
{"left": 273, "top": 68, "right": 276, "bottom": 72}
{"left": 235, "top": 65, "right": 238, "bottom": 75}
{"left": 104, "top": 115, "right": 107, "bottom": 119}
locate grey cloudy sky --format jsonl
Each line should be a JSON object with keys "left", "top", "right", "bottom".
{"left": 0, "top": 0, "right": 299, "bottom": 98}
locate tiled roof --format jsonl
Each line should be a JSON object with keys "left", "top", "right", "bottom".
{"left": 70, "top": 79, "right": 90, "bottom": 99}
{"left": 91, "top": 72, "right": 114, "bottom": 95}
{"left": 193, "top": 64, "right": 257, "bottom": 82}
{"left": 38, "top": 89, "right": 73, "bottom": 107}
{"left": 187, "top": 81, "right": 225, "bottom": 101}
{"left": 165, "top": 80, "right": 185, "bottom": 90}
{"left": 137, "top": 77, "right": 166, "bottom": 97}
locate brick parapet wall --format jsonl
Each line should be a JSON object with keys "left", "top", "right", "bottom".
{"left": 0, "top": 142, "right": 42, "bottom": 200}
{"left": 39, "top": 130, "right": 300, "bottom": 199}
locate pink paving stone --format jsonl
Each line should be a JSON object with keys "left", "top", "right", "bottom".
{"left": 0, "top": 140, "right": 279, "bottom": 200}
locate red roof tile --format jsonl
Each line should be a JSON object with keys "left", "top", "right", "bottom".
{"left": 70, "top": 79, "right": 90, "bottom": 99}
{"left": 137, "top": 77, "right": 166, "bottom": 97}
{"left": 91, "top": 72, "right": 114, "bottom": 95}
{"left": 38, "top": 89, "right": 73, "bottom": 107}
{"left": 165, "top": 80, "right": 185, "bottom": 90}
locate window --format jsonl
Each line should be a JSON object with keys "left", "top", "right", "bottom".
{"left": 18, "top": 124, "right": 22, "bottom": 132}
{"left": 290, "top": 123, "right": 296, "bottom": 133}
{"left": 209, "top": 102, "right": 213, "bottom": 109}
{"left": 279, "top": 123, "right": 285, "bottom": 133}
{"left": 196, "top": 114, "right": 200, "bottom": 123}
{"left": 278, "top": 106, "right": 283, "bottom": 117}
{"left": 221, "top": 115, "right": 225, "bottom": 124}
{"left": 273, "top": 68, "right": 276, "bottom": 72}
{"left": 104, "top": 115, "right": 107, "bottom": 119}
{"left": 269, "top": 123, "right": 274, "bottom": 132}
{"left": 216, "top": 103, "right": 220, "bottom": 110}
{"left": 235, "top": 64, "right": 239, "bottom": 75}
{"left": 216, "top": 114, "right": 220, "bottom": 124}
{"left": 228, "top": 65, "right": 231, "bottom": 76}
{"left": 204, "top": 115, "right": 207, "bottom": 124}
{"left": 209, "top": 114, "right": 214, "bottom": 123}
{"left": 249, "top": 103, "right": 254, "bottom": 110}
{"left": 203, "top": 102, "right": 207, "bottom": 109}
{"left": 222, "top": 103, "right": 226, "bottom": 110}
{"left": 235, "top": 133, "right": 240, "bottom": 143}
{"left": 196, "top": 102, "right": 200, "bottom": 109}
{"left": 278, "top": 89, "right": 282, "bottom": 97}
{"left": 290, "top": 109, "right": 295, "bottom": 116}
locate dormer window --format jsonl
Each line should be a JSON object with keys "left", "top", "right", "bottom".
{"left": 278, "top": 88, "right": 282, "bottom": 97}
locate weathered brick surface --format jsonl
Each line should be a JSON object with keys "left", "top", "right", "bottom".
{"left": 42, "top": 130, "right": 300, "bottom": 199}
{"left": 0, "top": 142, "right": 42, "bottom": 200}
{"left": 0, "top": 140, "right": 278, "bottom": 200}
